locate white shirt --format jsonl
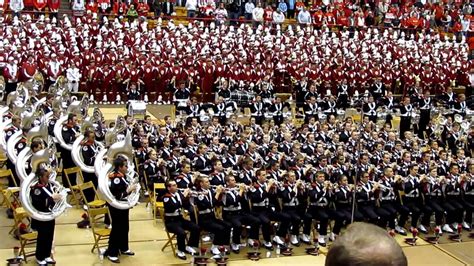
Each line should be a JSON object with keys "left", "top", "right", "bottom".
{"left": 9, "top": 0, "right": 24, "bottom": 12}
{"left": 185, "top": 0, "right": 197, "bottom": 11}
{"left": 66, "top": 67, "right": 81, "bottom": 82}
{"left": 252, "top": 7, "right": 264, "bottom": 21}
{"left": 72, "top": 0, "right": 85, "bottom": 10}
{"left": 273, "top": 11, "right": 285, "bottom": 23}
{"left": 297, "top": 10, "right": 311, "bottom": 24}
{"left": 245, "top": 2, "right": 255, "bottom": 14}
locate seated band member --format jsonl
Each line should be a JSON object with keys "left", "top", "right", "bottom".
{"left": 193, "top": 175, "right": 232, "bottom": 256}
{"left": 248, "top": 169, "right": 290, "bottom": 250}
{"left": 104, "top": 157, "right": 136, "bottom": 263}
{"left": 303, "top": 171, "right": 333, "bottom": 246}
{"left": 220, "top": 175, "right": 261, "bottom": 253}
{"left": 163, "top": 180, "right": 200, "bottom": 260}
{"left": 31, "top": 167, "right": 59, "bottom": 265}
{"left": 278, "top": 171, "right": 307, "bottom": 246}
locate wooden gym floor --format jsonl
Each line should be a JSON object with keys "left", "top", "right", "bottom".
{"left": 0, "top": 105, "right": 472, "bottom": 265}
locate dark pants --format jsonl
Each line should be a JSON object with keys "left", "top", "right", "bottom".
{"left": 252, "top": 207, "right": 290, "bottom": 241}
{"left": 223, "top": 211, "right": 260, "bottom": 244}
{"left": 283, "top": 207, "right": 302, "bottom": 235}
{"left": 5, "top": 82, "right": 17, "bottom": 98}
{"left": 273, "top": 115, "right": 284, "bottom": 126}
{"left": 60, "top": 149, "right": 76, "bottom": 188}
{"left": 418, "top": 110, "right": 430, "bottom": 139}
{"left": 401, "top": 198, "right": 422, "bottom": 228}
{"left": 6, "top": 159, "right": 20, "bottom": 187}
{"left": 462, "top": 196, "right": 474, "bottom": 224}
{"left": 165, "top": 216, "right": 200, "bottom": 251}
{"left": 399, "top": 117, "right": 411, "bottom": 139}
{"left": 332, "top": 205, "right": 364, "bottom": 234}
{"left": 443, "top": 198, "right": 464, "bottom": 224}
{"left": 359, "top": 203, "right": 383, "bottom": 225}
{"left": 32, "top": 219, "right": 55, "bottom": 261}
{"left": 379, "top": 201, "right": 398, "bottom": 229}
{"left": 425, "top": 198, "right": 445, "bottom": 226}
{"left": 199, "top": 214, "right": 231, "bottom": 246}
{"left": 251, "top": 115, "right": 264, "bottom": 125}
{"left": 303, "top": 206, "right": 330, "bottom": 236}
{"left": 107, "top": 206, "right": 129, "bottom": 257}
{"left": 82, "top": 172, "right": 97, "bottom": 203}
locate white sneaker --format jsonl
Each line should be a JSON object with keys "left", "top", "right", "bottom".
{"left": 273, "top": 235, "right": 285, "bottom": 245}
{"left": 210, "top": 245, "right": 220, "bottom": 255}
{"left": 231, "top": 243, "right": 240, "bottom": 252}
{"left": 462, "top": 222, "right": 471, "bottom": 230}
{"left": 263, "top": 241, "right": 273, "bottom": 249}
{"left": 329, "top": 232, "right": 337, "bottom": 242}
{"left": 185, "top": 246, "right": 197, "bottom": 255}
{"left": 202, "top": 235, "right": 211, "bottom": 242}
{"left": 452, "top": 223, "right": 459, "bottom": 230}
{"left": 247, "top": 239, "right": 255, "bottom": 247}
{"left": 44, "top": 257, "right": 56, "bottom": 263}
{"left": 395, "top": 225, "right": 407, "bottom": 235}
{"left": 176, "top": 250, "right": 186, "bottom": 260}
{"left": 443, "top": 224, "right": 454, "bottom": 234}
{"left": 300, "top": 234, "right": 311, "bottom": 244}
{"left": 417, "top": 224, "right": 428, "bottom": 234}
{"left": 318, "top": 235, "right": 326, "bottom": 245}
{"left": 290, "top": 234, "right": 299, "bottom": 245}
{"left": 37, "top": 259, "right": 47, "bottom": 265}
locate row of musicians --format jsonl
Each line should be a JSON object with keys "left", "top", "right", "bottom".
{"left": 161, "top": 165, "right": 474, "bottom": 259}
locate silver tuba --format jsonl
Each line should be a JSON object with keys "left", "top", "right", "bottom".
{"left": 19, "top": 148, "right": 70, "bottom": 221}
{"left": 52, "top": 97, "right": 85, "bottom": 151}
{"left": 6, "top": 112, "right": 35, "bottom": 163}
{"left": 96, "top": 131, "right": 140, "bottom": 209}
{"left": 16, "top": 120, "right": 52, "bottom": 182}
{"left": 71, "top": 117, "right": 105, "bottom": 173}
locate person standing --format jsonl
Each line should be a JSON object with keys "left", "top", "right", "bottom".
{"left": 31, "top": 168, "right": 60, "bottom": 265}
{"left": 399, "top": 96, "right": 413, "bottom": 139}
{"left": 417, "top": 90, "right": 432, "bottom": 139}
{"left": 66, "top": 62, "right": 81, "bottom": 93}
{"left": 105, "top": 157, "right": 136, "bottom": 263}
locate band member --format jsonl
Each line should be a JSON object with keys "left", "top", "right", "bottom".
{"left": 461, "top": 164, "right": 474, "bottom": 230}
{"left": 162, "top": 180, "right": 199, "bottom": 260}
{"left": 379, "top": 167, "right": 407, "bottom": 235}
{"left": 60, "top": 113, "right": 79, "bottom": 188}
{"left": 220, "top": 175, "right": 261, "bottom": 253}
{"left": 248, "top": 169, "right": 289, "bottom": 250}
{"left": 304, "top": 96, "right": 319, "bottom": 124}
{"left": 192, "top": 175, "right": 231, "bottom": 256}
{"left": 5, "top": 115, "right": 21, "bottom": 186}
{"left": 417, "top": 90, "right": 432, "bottom": 139}
{"left": 81, "top": 129, "right": 100, "bottom": 202}
{"left": 31, "top": 167, "right": 59, "bottom": 265}
{"left": 422, "top": 167, "right": 453, "bottom": 234}
{"left": 399, "top": 97, "right": 413, "bottom": 139}
{"left": 279, "top": 171, "right": 307, "bottom": 246}
{"left": 268, "top": 97, "right": 287, "bottom": 126}
{"left": 362, "top": 96, "right": 378, "bottom": 123}
{"left": 332, "top": 175, "right": 363, "bottom": 238}
{"left": 250, "top": 95, "right": 265, "bottom": 125}
{"left": 104, "top": 157, "right": 136, "bottom": 263}
{"left": 397, "top": 165, "right": 428, "bottom": 233}
{"left": 144, "top": 149, "right": 166, "bottom": 190}
{"left": 303, "top": 171, "right": 331, "bottom": 246}
{"left": 444, "top": 164, "right": 466, "bottom": 230}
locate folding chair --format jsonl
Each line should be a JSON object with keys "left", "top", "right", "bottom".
{"left": 63, "top": 167, "right": 85, "bottom": 208}
{"left": 151, "top": 183, "right": 165, "bottom": 223}
{"left": 18, "top": 231, "right": 37, "bottom": 262}
{"left": 157, "top": 206, "right": 178, "bottom": 256}
{"left": 0, "top": 169, "right": 17, "bottom": 207}
{"left": 78, "top": 181, "right": 106, "bottom": 209}
{"left": 88, "top": 206, "right": 111, "bottom": 253}
{"left": 3, "top": 188, "right": 28, "bottom": 235}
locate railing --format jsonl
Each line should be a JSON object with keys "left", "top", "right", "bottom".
{"left": 4, "top": 8, "right": 474, "bottom": 40}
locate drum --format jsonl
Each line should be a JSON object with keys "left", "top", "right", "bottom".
{"left": 230, "top": 90, "right": 256, "bottom": 107}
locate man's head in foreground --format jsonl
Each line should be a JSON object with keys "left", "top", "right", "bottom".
{"left": 326, "top": 222, "right": 407, "bottom": 266}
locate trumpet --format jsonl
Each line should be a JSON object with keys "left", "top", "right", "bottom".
{"left": 178, "top": 188, "right": 209, "bottom": 197}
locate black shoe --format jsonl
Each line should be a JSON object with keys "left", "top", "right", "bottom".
{"left": 121, "top": 250, "right": 135, "bottom": 256}
{"left": 107, "top": 256, "right": 120, "bottom": 263}
{"left": 176, "top": 251, "right": 187, "bottom": 260}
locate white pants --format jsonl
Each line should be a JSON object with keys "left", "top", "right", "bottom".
{"left": 68, "top": 82, "right": 79, "bottom": 93}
